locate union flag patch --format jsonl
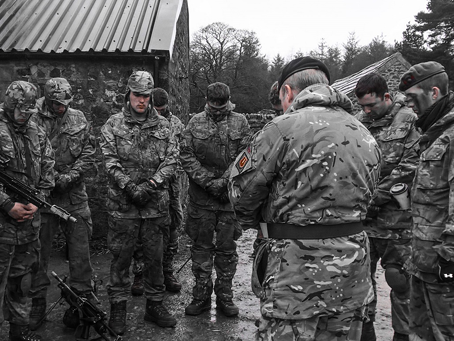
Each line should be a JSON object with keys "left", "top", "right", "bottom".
{"left": 235, "top": 151, "right": 250, "bottom": 173}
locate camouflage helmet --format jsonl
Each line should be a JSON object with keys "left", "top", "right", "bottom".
{"left": 127, "top": 71, "right": 154, "bottom": 95}
{"left": 44, "top": 78, "right": 73, "bottom": 105}
{"left": 4, "top": 81, "right": 39, "bottom": 114}
{"left": 206, "top": 82, "right": 230, "bottom": 108}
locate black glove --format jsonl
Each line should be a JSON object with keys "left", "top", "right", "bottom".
{"left": 233, "top": 221, "right": 243, "bottom": 241}
{"left": 366, "top": 205, "right": 381, "bottom": 219}
{"left": 125, "top": 181, "right": 153, "bottom": 207}
{"left": 438, "top": 257, "right": 454, "bottom": 283}
{"left": 54, "top": 170, "right": 80, "bottom": 193}
{"left": 205, "top": 178, "right": 227, "bottom": 197}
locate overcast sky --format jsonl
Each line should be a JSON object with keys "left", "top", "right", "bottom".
{"left": 188, "top": 0, "right": 429, "bottom": 61}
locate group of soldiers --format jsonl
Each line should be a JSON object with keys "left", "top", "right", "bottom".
{"left": 0, "top": 55, "right": 453, "bottom": 341}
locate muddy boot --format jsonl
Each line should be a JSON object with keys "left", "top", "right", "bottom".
{"left": 164, "top": 272, "right": 181, "bottom": 293}
{"left": 360, "top": 320, "right": 376, "bottom": 341}
{"left": 144, "top": 300, "right": 177, "bottom": 327}
{"left": 9, "top": 324, "right": 42, "bottom": 341}
{"left": 185, "top": 297, "right": 211, "bottom": 315}
{"left": 29, "top": 298, "right": 47, "bottom": 331}
{"left": 216, "top": 298, "right": 239, "bottom": 317}
{"left": 393, "top": 332, "right": 409, "bottom": 341}
{"left": 108, "top": 301, "right": 127, "bottom": 335}
{"left": 131, "top": 274, "right": 144, "bottom": 296}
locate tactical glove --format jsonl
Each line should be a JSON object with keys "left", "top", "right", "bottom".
{"left": 125, "top": 181, "right": 152, "bottom": 207}
{"left": 205, "top": 178, "right": 227, "bottom": 197}
{"left": 54, "top": 170, "right": 81, "bottom": 193}
{"left": 366, "top": 205, "right": 381, "bottom": 219}
{"left": 438, "top": 257, "right": 454, "bottom": 283}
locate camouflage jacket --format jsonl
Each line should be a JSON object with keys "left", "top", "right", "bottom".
{"left": 409, "top": 91, "right": 454, "bottom": 282}
{"left": 180, "top": 108, "right": 251, "bottom": 211}
{"left": 100, "top": 105, "right": 177, "bottom": 219}
{"left": 229, "top": 83, "right": 381, "bottom": 229}
{"left": 229, "top": 84, "right": 380, "bottom": 318}
{"left": 0, "top": 107, "right": 55, "bottom": 245}
{"left": 356, "top": 92, "right": 420, "bottom": 239}
{"left": 33, "top": 98, "right": 96, "bottom": 210}
{"left": 165, "top": 112, "right": 185, "bottom": 171}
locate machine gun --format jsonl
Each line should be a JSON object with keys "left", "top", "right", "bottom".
{"left": 50, "top": 271, "right": 122, "bottom": 341}
{"left": 0, "top": 155, "right": 76, "bottom": 222}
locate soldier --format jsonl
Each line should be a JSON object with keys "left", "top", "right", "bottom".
{"left": 354, "top": 73, "right": 420, "bottom": 341}
{"left": 100, "top": 71, "right": 178, "bottom": 334}
{"left": 399, "top": 61, "right": 454, "bottom": 340}
{"left": 29, "top": 78, "right": 96, "bottom": 331}
{"left": 229, "top": 57, "right": 381, "bottom": 340}
{"left": 269, "top": 80, "right": 283, "bottom": 116}
{"left": 0, "top": 81, "right": 54, "bottom": 341}
{"left": 180, "top": 82, "right": 251, "bottom": 317}
{"left": 130, "top": 87, "right": 185, "bottom": 295}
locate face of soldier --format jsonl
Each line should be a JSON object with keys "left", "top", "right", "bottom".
{"left": 130, "top": 92, "right": 151, "bottom": 115}
{"left": 404, "top": 86, "right": 436, "bottom": 117}
{"left": 51, "top": 101, "right": 67, "bottom": 116}
{"left": 13, "top": 107, "right": 33, "bottom": 125}
{"left": 154, "top": 104, "right": 169, "bottom": 117}
{"left": 357, "top": 92, "right": 390, "bottom": 120}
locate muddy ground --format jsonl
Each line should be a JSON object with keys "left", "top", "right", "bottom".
{"left": 0, "top": 229, "right": 393, "bottom": 340}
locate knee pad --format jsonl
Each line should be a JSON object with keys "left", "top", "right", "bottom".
{"left": 10, "top": 272, "right": 32, "bottom": 298}
{"left": 385, "top": 265, "right": 409, "bottom": 294}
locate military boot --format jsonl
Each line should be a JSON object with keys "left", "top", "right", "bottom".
{"left": 131, "top": 274, "right": 144, "bottom": 296}
{"left": 360, "top": 320, "right": 376, "bottom": 341}
{"left": 144, "top": 300, "right": 177, "bottom": 327}
{"left": 164, "top": 272, "right": 182, "bottom": 292}
{"left": 9, "top": 324, "right": 42, "bottom": 341}
{"left": 393, "top": 332, "right": 409, "bottom": 341}
{"left": 108, "top": 301, "right": 127, "bottom": 335}
{"left": 29, "top": 298, "right": 47, "bottom": 331}
{"left": 216, "top": 298, "right": 239, "bottom": 317}
{"left": 185, "top": 297, "right": 211, "bottom": 315}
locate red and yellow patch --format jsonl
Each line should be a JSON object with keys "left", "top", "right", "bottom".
{"left": 235, "top": 151, "right": 250, "bottom": 174}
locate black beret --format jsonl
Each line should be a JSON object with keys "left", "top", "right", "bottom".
{"left": 399, "top": 61, "right": 446, "bottom": 91}
{"left": 278, "top": 56, "right": 331, "bottom": 91}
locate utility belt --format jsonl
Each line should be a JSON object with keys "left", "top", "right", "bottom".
{"left": 264, "top": 222, "right": 364, "bottom": 240}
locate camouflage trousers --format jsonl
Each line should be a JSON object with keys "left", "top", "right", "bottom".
{"left": 132, "top": 177, "right": 184, "bottom": 275}
{"left": 367, "top": 237, "right": 411, "bottom": 335}
{"left": 31, "top": 205, "right": 94, "bottom": 297}
{"left": 107, "top": 215, "right": 169, "bottom": 302}
{"left": 256, "top": 307, "right": 366, "bottom": 341}
{"left": 185, "top": 203, "right": 239, "bottom": 301}
{"left": 409, "top": 276, "right": 454, "bottom": 341}
{"left": 0, "top": 240, "right": 40, "bottom": 326}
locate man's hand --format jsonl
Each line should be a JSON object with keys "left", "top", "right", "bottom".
{"left": 438, "top": 257, "right": 454, "bottom": 283}
{"left": 125, "top": 181, "right": 153, "bottom": 207}
{"left": 54, "top": 170, "right": 80, "bottom": 193}
{"left": 366, "top": 205, "right": 381, "bottom": 219}
{"left": 8, "top": 202, "right": 38, "bottom": 222}
{"left": 205, "top": 178, "right": 227, "bottom": 197}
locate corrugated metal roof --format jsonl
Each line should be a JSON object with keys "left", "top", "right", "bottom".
{"left": 332, "top": 52, "right": 409, "bottom": 95}
{"left": 0, "top": 0, "right": 183, "bottom": 55}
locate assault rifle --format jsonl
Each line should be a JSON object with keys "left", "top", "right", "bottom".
{"left": 0, "top": 155, "right": 76, "bottom": 223}
{"left": 51, "top": 271, "right": 122, "bottom": 341}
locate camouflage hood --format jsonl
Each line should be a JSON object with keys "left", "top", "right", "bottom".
{"left": 286, "top": 83, "right": 353, "bottom": 114}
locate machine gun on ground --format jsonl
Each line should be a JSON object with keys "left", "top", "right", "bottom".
{"left": 0, "top": 155, "right": 77, "bottom": 222}
{"left": 47, "top": 271, "right": 122, "bottom": 341}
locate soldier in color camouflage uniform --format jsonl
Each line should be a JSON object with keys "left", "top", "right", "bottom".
{"left": 354, "top": 73, "right": 420, "bottom": 341}
{"left": 0, "top": 81, "right": 54, "bottom": 341}
{"left": 399, "top": 61, "right": 454, "bottom": 341}
{"left": 181, "top": 82, "right": 251, "bottom": 317}
{"left": 28, "top": 78, "right": 96, "bottom": 331}
{"left": 131, "top": 87, "right": 185, "bottom": 294}
{"left": 100, "top": 71, "right": 178, "bottom": 334}
{"left": 229, "top": 57, "right": 381, "bottom": 341}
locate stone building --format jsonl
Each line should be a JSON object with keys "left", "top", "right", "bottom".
{"left": 331, "top": 52, "right": 411, "bottom": 114}
{"left": 0, "top": 0, "right": 190, "bottom": 237}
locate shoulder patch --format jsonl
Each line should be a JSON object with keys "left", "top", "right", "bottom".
{"left": 235, "top": 148, "right": 252, "bottom": 174}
